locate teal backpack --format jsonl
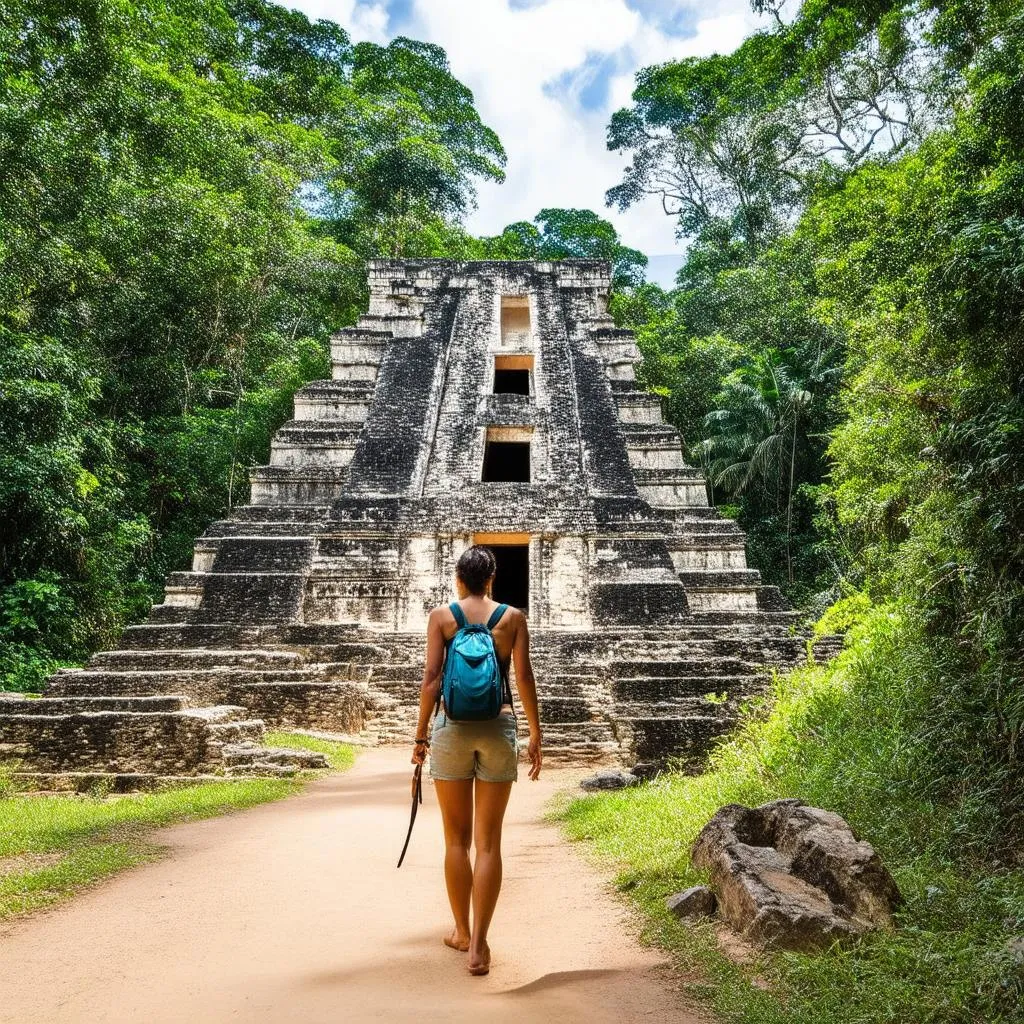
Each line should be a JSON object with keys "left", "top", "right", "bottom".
{"left": 439, "top": 603, "right": 511, "bottom": 721}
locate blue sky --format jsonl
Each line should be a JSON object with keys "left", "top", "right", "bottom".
{"left": 284, "top": 0, "right": 766, "bottom": 286}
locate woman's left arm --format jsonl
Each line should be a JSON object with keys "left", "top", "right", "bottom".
{"left": 412, "top": 608, "right": 446, "bottom": 765}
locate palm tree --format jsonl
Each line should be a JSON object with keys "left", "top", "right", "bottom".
{"left": 697, "top": 346, "right": 838, "bottom": 582}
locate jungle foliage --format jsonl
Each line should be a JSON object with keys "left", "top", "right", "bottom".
{"left": 588, "top": 1, "right": 1024, "bottom": 1017}
{"left": 0, "top": 0, "right": 505, "bottom": 689}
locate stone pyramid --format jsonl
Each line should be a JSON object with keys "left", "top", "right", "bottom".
{"left": 0, "top": 260, "right": 839, "bottom": 788}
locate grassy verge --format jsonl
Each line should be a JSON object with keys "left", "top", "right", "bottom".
{"left": 265, "top": 730, "right": 358, "bottom": 771}
{"left": 555, "top": 605, "right": 1024, "bottom": 1024}
{"left": 0, "top": 732, "right": 355, "bottom": 921}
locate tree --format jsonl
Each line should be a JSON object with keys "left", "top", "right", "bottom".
{"left": 479, "top": 208, "right": 647, "bottom": 288}
{"left": 605, "top": 1, "right": 957, "bottom": 252}
{"left": 699, "top": 346, "right": 840, "bottom": 583}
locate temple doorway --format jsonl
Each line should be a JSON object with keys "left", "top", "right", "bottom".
{"left": 473, "top": 534, "right": 530, "bottom": 614}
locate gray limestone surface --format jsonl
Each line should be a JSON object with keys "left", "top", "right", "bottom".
{"left": 691, "top": 799, "right": 901, "bottom": 951}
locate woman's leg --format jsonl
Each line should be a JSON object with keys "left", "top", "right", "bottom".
{"left": 469, "top": 778, "right": 513, "bottom": 971}
{"left": 433, "top": 779, "right": 475, "bottom": 949}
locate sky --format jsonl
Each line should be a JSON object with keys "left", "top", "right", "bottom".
{"left": 283, "top": 0, "right": 767, "bottom": 286}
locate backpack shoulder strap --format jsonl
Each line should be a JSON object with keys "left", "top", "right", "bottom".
{"left": 486, "top": 603, "right": 509, "bottom": 630}
{"left": 449, "top": 602, "right": 468, "bottom": 629}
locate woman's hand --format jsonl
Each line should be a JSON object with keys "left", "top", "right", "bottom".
{"left": 411, "top": 739, "right": 429, "bottom": 766}
{"left": 527, "top": 732, "right": 542, "bottom": 780}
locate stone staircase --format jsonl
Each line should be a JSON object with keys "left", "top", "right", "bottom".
{"left": 0, "top": 690, "right": 330, "bottom": 790}
{"left": 0, "top": 638, "right": 367, "bottom": 790}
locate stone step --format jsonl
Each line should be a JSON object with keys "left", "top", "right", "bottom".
{"left": 49, "top": 668, "right": 323, "bottom": 697}
{"left": 631, "top": 467, "right": 706, "bottom": 484}
{"left": 270, "top": 420, "right": 362, "bottom": 468}
{"left": 202, "top": 521, "right": 324, "bottom": 538}
{"left": 196, "top": 537, "right": 315, "bottom": 573}
{"left": 0, "top": 695, "right": 190, "bottom": 715}
{"left": 220, "top": 742, "right": 329, "bottom": 770}
{"left": 368, "top": 663, "right": 422, "bottom": 683}
{"left": 536, "top": 696, "right": 594, "bottom": 721}
{"left": 292, "top": 380, "right": 373, "bottom": 422}
{"left": 87, "top": 648, "right": 305, "bottom": 671}
{"left": 0, "top": 706, "right": 258, "bottom": 775}
{"left": 676, "top": 570, "right": 762, "bottom": 587}
{"left": 684, "top": 587, "right": 760, "bottom": 614}
{"left": 614, "top": 697, "right": 746, "bottom": 718}
{"left": 609, "top": 658, "right": 760, "bottom": 678}
{"left": 613, "top": 390, "right": 664, "bottom": 424}
{"left": 688, "top": 610, "right": 801, "bottom": 627}
{"left": 618, "top": 421, "right": 682, "bottom": 441}
{"left": 610, "top": 675, "right": 762, "bottom": 701}
{"left": 223, "top": 505, "right": 332, "bottom": 524}
{"left": 47, "top": 673, "right": 365, "bottom": 733}
{"left": 119, "top": 623, "right": 280, "bottom": 650}
{"left": 207, "top": 719, "right": 266, "bottom": 746}
{"left": 607, "top": 639, "right": 805, "bottom": 661}
{"left": 249, "top": 467, "right": 351, "bottom": 506}
{"left": 615, "top": 714, "right": 734, "bottom": 770}
{"left": 146, "top": 604, "right": 196, "bottom": 624}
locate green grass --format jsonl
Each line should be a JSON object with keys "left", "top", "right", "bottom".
{"left": 265, "top": 729, "right": 358, "bottom": 771}
{"left": 0, "top": 732, "right": 356, "bottom": 921}
{"left": 556, "top": 604, "right": 1024, "bottom": 1024}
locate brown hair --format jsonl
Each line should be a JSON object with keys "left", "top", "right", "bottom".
{"left": 456, "top": 545, "right": 496, "bottom": 595}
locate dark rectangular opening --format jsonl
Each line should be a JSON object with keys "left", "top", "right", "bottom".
{"left": 493, "top": 368, "right": 530, "bottom": 395}
{"left": 492, "top": 544, "right": 529, "bottom": 612}
{"left": 482, "top": 441, "right": 530, "bottom": 482}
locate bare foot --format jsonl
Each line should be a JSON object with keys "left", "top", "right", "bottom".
{"left": 444, "top": 929, "right": 470, "bottom": 952}
{"left": 468, "top": 940, "right": 490, "bottom": 976}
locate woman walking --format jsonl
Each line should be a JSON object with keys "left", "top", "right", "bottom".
{"left": 411, "top": 545, "right": 543, "bottom": 976}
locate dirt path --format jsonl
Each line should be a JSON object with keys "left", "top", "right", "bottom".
{"left": 0, "top": 748, "right": 705, "bottom": 1024}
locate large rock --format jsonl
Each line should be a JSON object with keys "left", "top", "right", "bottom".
{"left": 691, "top": 798, "right": 901, "bottom": 951}
{"left": 580, "top": 769, "right": 639, "bottom": 791}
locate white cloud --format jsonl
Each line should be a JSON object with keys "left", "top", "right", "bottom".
{"left": 291, "top": 0, "right": 390, "bottom": 41}
{"left": 283, "top": 0, "right": 767, "bottom": 261}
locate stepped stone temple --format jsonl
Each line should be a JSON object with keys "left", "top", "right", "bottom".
{"left": 1, "top": 260, "right": 839, "bottom": 789}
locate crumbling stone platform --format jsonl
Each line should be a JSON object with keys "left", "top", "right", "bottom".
{"left": 1, "top": 260, "right": 841, "bottom": 784}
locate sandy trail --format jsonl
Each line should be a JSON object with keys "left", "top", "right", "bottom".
{"left": 0, "top": 748, "right": 705, "bottom": 1024}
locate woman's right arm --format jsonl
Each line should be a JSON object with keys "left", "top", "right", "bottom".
{"left": 512, "top": 612, "right": 543, "bottom": 780}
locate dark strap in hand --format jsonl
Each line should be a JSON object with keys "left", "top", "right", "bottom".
{"left": 395, "top": 765, "right": 419, "bottom": 868}
{"left": 397, "top": 762, "right": 423, "bottom": 868}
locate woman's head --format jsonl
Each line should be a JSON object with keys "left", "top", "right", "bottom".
{"left": 456, "top": 545, "right": 496, "bottom": 596}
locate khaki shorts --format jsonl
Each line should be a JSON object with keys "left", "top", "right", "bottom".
{"left": 429, "top": 709, "right": 519, "bottom": 783}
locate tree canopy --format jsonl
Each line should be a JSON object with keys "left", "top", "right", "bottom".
{"left": 478, "top": 208, "right": 647, "bottom": 288}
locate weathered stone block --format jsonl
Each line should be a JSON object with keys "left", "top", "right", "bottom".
{"left": 691, "top": 799, "right": 902, "bottom": 951}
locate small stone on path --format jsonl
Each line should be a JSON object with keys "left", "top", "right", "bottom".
{"left": 665, "top": 885, "right": 717, "bottom": 921}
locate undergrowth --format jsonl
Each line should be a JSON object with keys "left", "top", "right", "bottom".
{"left": 558, "top": 603, "right": 1024, "bottom": 1023}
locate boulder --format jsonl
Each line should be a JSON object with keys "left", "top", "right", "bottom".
{"left": 665, "top": 885, "right": 717, "bottom": 921}
{"left": 691, "top": 798, "right": 901, "bottom": 951}
{"left": 580, "top": 769, "right": 639, "bottom": 791}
